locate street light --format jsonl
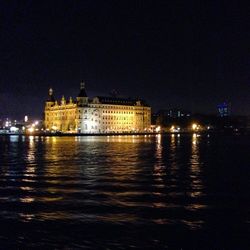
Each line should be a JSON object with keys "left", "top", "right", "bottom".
{"left": 192, "top": 123, "right": 198, "bottom": 131}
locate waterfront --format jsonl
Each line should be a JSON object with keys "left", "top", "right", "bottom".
{"left": 0, "top": 134, "right": 249, "bottom": 249}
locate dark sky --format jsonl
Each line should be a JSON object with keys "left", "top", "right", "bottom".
{"left": 1, "top": 0, "right": 249, "bottom": 119}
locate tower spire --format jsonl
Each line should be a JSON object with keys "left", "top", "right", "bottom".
{"left": 78, "top": 81, "right": 87, "bottom": 97}
{"left": 77, "top": 81, "right": 88, "bottom": 106}
{"left": 80, "top": 81, "right": 85, "bottom": 90}
{"left": 47, "top": 87, "right": 55, "bottom": 102}
{"left": 49, "top": 88, "right": 53, "bottom": 96}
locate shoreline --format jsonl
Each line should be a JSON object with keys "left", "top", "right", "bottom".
{"left": 0, "top": 130, "right": 249, "bottom": 137}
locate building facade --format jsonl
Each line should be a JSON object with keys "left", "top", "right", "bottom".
{"left": 44, "top": 83, "right": 151, "bottom": 133}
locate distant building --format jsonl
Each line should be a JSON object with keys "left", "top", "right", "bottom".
{"left": 156, "top": 109, "right": 191, "bottom": 119}
{"left": 44, "top": 82, "right": 151, "bottom": 133}
{"left": 154, "top": 109, "right": 191, "bottom": 128}
{"left": 217, "top": 102, "right": 231, "bottom": 117}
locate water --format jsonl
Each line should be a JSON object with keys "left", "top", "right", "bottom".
{"left": 0, "top": 134, "right": 249, "bottom": 249}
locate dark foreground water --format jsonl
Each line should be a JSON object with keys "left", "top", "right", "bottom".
{"left": 0, "top": 134, "right": 249, "bottom": 249}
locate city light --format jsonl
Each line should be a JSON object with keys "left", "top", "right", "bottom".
{"left": 10, "top": 126, "right": 19, "bottom": 132}
{"left": 170, "top": 125, "right": 180, "bottom": 133}
{"left": 155, "top": 126, "right": 161, "bottom": 133}
{"left": 51, "top": 125, "right": 58, "bottom": 131}
{"left": 192, "top": 123, "right": 198, "bottom": 131}
{"left": 28, "top": 127, "right": 34, "bottom": 133}
{"left": 170, "top": 125, "right": 175, "bottom": 132}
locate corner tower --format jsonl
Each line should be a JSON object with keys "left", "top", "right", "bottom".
{"left": 44, "top": 88, "right": 55, "bottom": 131}
{"left": 45, "top": 88, "right": 55, "bottom": 108}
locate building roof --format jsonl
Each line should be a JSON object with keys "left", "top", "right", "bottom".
{"left": 95, "top": 96, "right": 149, "bottom": 106}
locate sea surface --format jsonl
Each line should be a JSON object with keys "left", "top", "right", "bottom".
{"left": 0, "top": 134, "right": 249, "bottom": 249}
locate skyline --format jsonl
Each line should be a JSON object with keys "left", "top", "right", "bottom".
{"left": 1, "top": 1, "right": 250, "bottom": 119}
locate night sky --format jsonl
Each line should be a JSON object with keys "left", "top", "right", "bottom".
{"left": 1, "top": 0, "right": 249, "bottom": 119}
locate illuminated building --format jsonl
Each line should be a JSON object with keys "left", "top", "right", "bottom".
{"left": 217, "top": 102, "right": 231, "bottom": 117}
{"left": 44, "top": 82, "right": 151, "bottom": 133}
{"left": 156, "top": 109, "right": 191, "bottom": 119}
{"left": 154, "top": 109, "right": 191, "bottom": 130}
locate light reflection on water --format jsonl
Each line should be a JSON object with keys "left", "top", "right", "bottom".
{"left": 0, "top": 134, "right": 249, "bottom": 248}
